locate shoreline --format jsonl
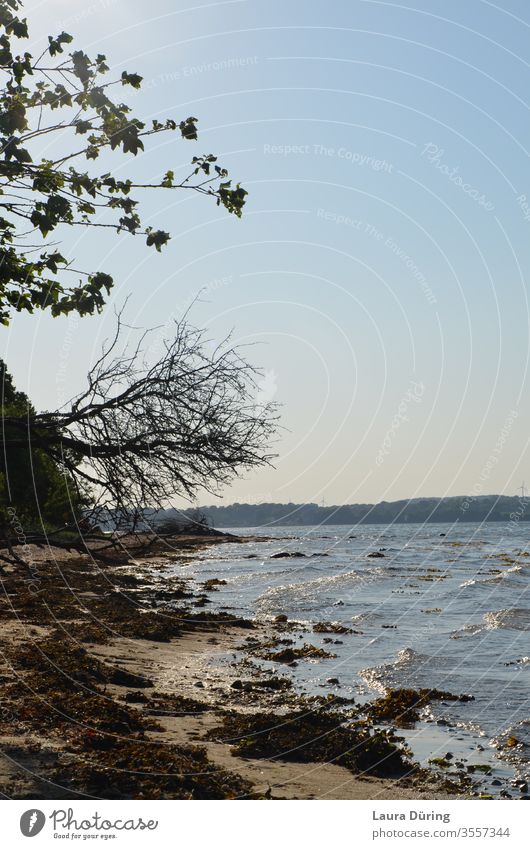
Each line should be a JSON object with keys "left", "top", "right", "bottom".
{"left": 0, "top": 535, "right": 477, "bottom": 799}
{"left": 88, "top": 625, "right": 467, "bottom": 800}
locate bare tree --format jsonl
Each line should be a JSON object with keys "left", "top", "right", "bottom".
{"left": 3, "top": 313, "right": 278, "bottom": 533}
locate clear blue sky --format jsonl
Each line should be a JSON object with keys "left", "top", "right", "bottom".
{"left": 4, "top": 0, "right": 530, "bottom": 506}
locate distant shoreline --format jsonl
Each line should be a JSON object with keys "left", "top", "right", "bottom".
{"left": 215, "top": 517, "right": 530, "bottom": 527}
{"left": 166, "top": 494, "right": 530, "bottom": 528}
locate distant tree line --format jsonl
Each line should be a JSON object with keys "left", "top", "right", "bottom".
{"left": 191, "top": 496, "right": 530, "bottom": 527}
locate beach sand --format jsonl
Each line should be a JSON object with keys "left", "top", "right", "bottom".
{"left": 0, "top": 537, "right": 468, "bottom": 800}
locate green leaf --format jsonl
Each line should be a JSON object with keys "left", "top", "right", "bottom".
{"left": 145, "top": 228, "right": 170, "bottom": 252}
{"left": 119, "top": 214, "right": 140, "bottom": 233}
{"left": 48, "top": 31, "right": 72, "bottom": 56}
{"left": 71, "top": 50, "right": 93, "bottom": 86}
{"left": 7, "top": 17, "right": 29, "bottom": 39}
{"left": 217, "top": 182, "right": 248, "bottom": 218}
{"left": 179, "top": 117, "right": 198, "bottom": 140}
{"left": 121, "top": 70, "right": 143, "bottom": 89}
{"left": 74, "top": 119, "right": 92, "bottom": 135}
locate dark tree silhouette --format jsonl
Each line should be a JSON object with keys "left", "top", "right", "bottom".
{"left": 0, "top": 358, "right": 83, "bottom": 529}
{"left": 3, "top": 314, "right": 278, "bottom": 534}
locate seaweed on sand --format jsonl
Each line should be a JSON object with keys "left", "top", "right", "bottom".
{"left": 50, "top": 739, "right": 253, "bottom": 799}
{"left": 75, "top": 622, "right": 113, "bottom": 644}
{"left": 143, "top": 691, "right": 210, "bottom": 716}
{"left": 79, "top": 594, "right": 184, "bottom": 642}
{"left": 10, "top": 637, "right": 112, "bottom": 688}
{"left": 206, "top": 708, "right": 412, "bottom": 778}
{"left": 9, "top": 636, "right": 152, "bottom": 691}
{"left": 230, "top": 676, "right": 293, "bottom": 693}
{"left": 10, "top": 686, "right": 151, "bottom": 735}
{"left": 1, "top": 552, "right": 253, "bottom": 643}
{"left": 3, "top": 637, "right": 155, "bottom": 735}
{"left": 250, "top": 676, "right": 293, "bottom": 691}
{"left": 168, "top": 607, "right": 255, "bottom": 632}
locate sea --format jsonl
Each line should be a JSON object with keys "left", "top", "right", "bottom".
{"left": 169, "top": 522, "right": 530, "bottom": 793}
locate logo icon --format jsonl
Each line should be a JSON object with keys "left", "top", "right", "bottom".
{"left": 20, "top": 810, "right": 46, "bottom": 837}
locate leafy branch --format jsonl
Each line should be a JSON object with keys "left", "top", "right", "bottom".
{"left": 0, "top": 0, "right": 247, "bottom": 324}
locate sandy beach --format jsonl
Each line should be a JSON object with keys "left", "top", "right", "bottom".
{"left": 0, "top": 535, "right": 470, "bottom": 800}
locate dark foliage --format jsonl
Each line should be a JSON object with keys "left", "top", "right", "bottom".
{"left": 0, "top": 359, "right": 83, "bottom": 538}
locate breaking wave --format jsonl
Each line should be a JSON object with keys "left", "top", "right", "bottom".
{"left": 484, "top": 609, "right": 530, "bottom": 632}
{"left": 255, "top": 566, "right": 385, "bottom": 613}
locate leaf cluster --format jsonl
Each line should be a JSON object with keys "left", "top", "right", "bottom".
{"left": 0, "top": 0, "right": 247, "bottom": 323}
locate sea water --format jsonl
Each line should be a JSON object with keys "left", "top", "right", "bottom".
{"left": 170, "top": 522, "right": 530, "bottom": 791}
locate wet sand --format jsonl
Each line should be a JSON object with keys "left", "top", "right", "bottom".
{"left": 89, "top": 629, "right": 466, "bottom": 800}
{"left": 0, "top": 537, "right": 468, "bottom": 800}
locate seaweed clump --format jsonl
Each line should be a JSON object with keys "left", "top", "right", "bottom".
{"left": 202, "top": 578, "right": 227, "bottom": 591}
{"left": 313, "top": 621, "right": 354, "bottom": 635}
{"left": 5, "top": 632, "right": 252, "bottom": 799}
{"left": 10, "top": 635, "right": 153, "bottom": 691}
{"left": 366, "top": 688, "right": 474, "bottom": 726}
{"left": 206, "top": 708, "right": 411, "bottom": 778}
{"left": 258, "top": 644, "right": 337, "bottom": 663}
{"left": 231, "top": 676, "right": 293, "bottom": 692}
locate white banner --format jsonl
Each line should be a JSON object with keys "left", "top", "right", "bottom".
{"left": 2, "top": 799, "right": 526, "bottom": 847}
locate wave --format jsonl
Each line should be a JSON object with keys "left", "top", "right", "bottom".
{"left": 255, "top": 566, "right": 385, "bottom": 613}
{"left": 452, "top": 608, "right": 530, "bottom": 639}
{"left": 484, "top": 609, "right": 530, "bottom": 632}
{"left": 451, "top": 623, "right": 485, "bottom": 639}
{"left": 350, "top": 611, "right": 387, "bottom": 624}
{"left": 359, "top": 647, "right": 431, "bottom": 689}
{"left": 459, "top": 562, "right": 526, "bottom": 590}
{"left": 227, "top": 564, "right": 324, "bottom": 584}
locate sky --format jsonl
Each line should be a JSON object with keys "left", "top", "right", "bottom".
{"left": 3, "top": 0, "right": 530, "bottom": 507}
